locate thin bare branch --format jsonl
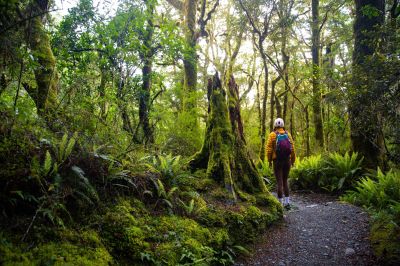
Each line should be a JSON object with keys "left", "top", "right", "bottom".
{"left": 165, "top": 0, "right": 184, "bottom": 11}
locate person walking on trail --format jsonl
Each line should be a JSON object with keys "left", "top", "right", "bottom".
{"left": 266, "top": 118, "right": 296, "bottom": 209}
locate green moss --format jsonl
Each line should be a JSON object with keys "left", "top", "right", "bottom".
{"left": 27, "top": 15, "right": 59, "bottom": 115}
{"left": 255, "top": 193, "right": 283, "bottom": 216}
{"left": 237, "top": 190, "right": 256, "bottom": 204}
{"left": 0, "top": 231, "right": 112, "bottom": 266}
{"left": 156, "top": 216, "right": 212, "bottom": 244}
{"left": 154, "top": 242, "right": 180, "bottom": 264}
{"left": 196, "top": 206, "right": 228, "bottom": 227}
{"left": 210, "top": 228, "right": 230, "bottom": 248}
{"left": 0, "top": 234, "right": 31, "bottom": 266}
{"left": 150, "top": 215, "right": 220, "bottom": 264}
{"left": 209, "top": 187, "right": 235, "bottom": 201}
{"left": 100, "top": 199, "right": 152, "bottom": 261}
{"left": 226, "top": 205, "right": 278, "bottom": 244}
{"left": 28, "top": 242, "right": 112, "bottom": 266}
{"left": 370, "top": 213, "right": 400, "bottom": 264}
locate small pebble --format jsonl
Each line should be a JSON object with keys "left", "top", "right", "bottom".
{"left": 345, "top": 248, "right": 355, "bottom": 256}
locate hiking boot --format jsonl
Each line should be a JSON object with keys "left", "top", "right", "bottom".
{"left": 284, "top": 204, "right": 291, "bottom": 211}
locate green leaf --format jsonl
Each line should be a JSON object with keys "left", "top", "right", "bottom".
{"left": 43, "top": 151, "right": 52, "bottom": 175}
{"left": 59, "top": 133, "right": 68, "bottom": 162}
{"left": 64, "top": 132, "right": 77, "bottom": 160}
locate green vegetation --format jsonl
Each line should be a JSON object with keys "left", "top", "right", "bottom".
{"left": 290, "top": 152, "right": 364, "bottom": 193}
{"left": 342, "top": 170, "right": 400, "bottom": 264}
{"left": 0, "top": 0, "right": 399, "bottom": 264}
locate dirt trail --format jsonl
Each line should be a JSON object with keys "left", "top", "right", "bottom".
{"left": 236, "top": 193, "right": 376, "bottom": 266}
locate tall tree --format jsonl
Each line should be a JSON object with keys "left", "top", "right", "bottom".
{"left": 165, "top": 0, "right": 219, "bottom": 113}
{"left": 350, "top": 0, "right": 385, "bottom": 168}
{"left": 239, "top": 0, "right": 277, "bottom": 162}
{"left": 311, "top": 0, "right": 324, "bottom": 149}
{"left": 137, "top": 0, "right": 156, "bottom": 145}
{"left": 22, "top": 0, "right": 59, "bottom": 118}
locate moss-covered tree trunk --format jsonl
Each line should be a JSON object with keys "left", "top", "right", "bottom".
{"left": 24, "top": 1, "right": 58, "bottom": 117}
{"left": 137, "top": 0, "right": 155, "bottom": 145}
{"left": 182, "top": 0, "right": 198, "bottom": 112}
{"left": 190, "top": 73, "right": 266, "bottom": 198}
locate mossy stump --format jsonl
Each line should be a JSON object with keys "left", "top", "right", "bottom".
{"left": 189, "top": 73, "right": 267, "bottom": 200}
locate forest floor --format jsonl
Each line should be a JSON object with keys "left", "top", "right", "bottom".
{"left": 236, "top": 192, "right": 377, "bottom": 266}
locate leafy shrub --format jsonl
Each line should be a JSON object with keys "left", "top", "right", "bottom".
{"left": 342, "top": 169, "right": 400, "bottom": 209}
{"left": 290, "top": 152, "right": 364, "bottom": 193}
{"left": 342, "top": 169, "right": 400, "bottom": 263}
{"left": 320, "top": 152, "right": 363, "bottom": 192}
{"left": 289, "top": 154, "right": 325, "bottom": 191}
{"left": 142, "top": 154, "right": 190, "bottom": 187}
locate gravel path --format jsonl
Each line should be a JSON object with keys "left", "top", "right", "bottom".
{"left": 236, "top": 193, "right": 376, "bottom": 266}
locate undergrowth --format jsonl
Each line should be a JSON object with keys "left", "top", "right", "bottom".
{"left": 341, "top": 169, "right": 400, "bottom": 264}
{"left": 0, "top": 112, "right": 281, "bottom": 265}
{"left": 289, "top": 152, "right": 364, "bottom": 193}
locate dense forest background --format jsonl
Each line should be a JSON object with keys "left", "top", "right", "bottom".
{"left": 0, "top": 0, "right": 399, "bottom": 265}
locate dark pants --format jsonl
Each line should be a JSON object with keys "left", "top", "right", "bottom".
{"left": 274, "top": 159, "right": 291, "bottom": 198}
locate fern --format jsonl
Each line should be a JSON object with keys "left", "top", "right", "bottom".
{"left": 43, "top": 150, "right": 52, "bottom": 176}
{"left": 58, "top": 133, "right": 69, "bottom": 162}
{"left": 143, "top": 154, "right": 188, "bottom": 186}
{"left": 342, "top": 169, "right": 400, "bottom": 210}
{"left": 64, "top": 132, "right": 77, "bottom": 160}
{"left": 71, "top": 165, "right": 99, "bottom": 203}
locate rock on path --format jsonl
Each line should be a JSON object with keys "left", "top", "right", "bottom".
{"left": 236, "top": 193, "right": 376, "bottom": 266}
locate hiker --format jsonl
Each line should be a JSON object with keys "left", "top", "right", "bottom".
{"left": 266, "top": 118, "right": 296, "bottom": 208}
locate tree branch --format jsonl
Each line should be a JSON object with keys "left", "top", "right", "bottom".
{"left": 198, "top": 0, "right": 220, "bottom": 37}
{"left": 165, "top": 0, "right": 184, "bottom": 11}
{"left": 238, "top": 0, "right": 261, "bottom": 37}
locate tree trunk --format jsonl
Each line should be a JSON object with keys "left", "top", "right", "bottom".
{"left": 138, "top": 0, "right": 155, "bottom": 145}
{"left": 259, "top": 49, "right": 269, "bottom": 162}
{"left": 256, "top": 78, "right": 262, "bottom": 136}
{"left": 228, "top": 75, "right": 245, "bottom": 143}
{"left": 289, "top": 97, "right": 295, "bottom": 140}
{"left": 189, "top": 73, "right": 267, "bottom": 197}
{"left": 270, "top": 75, "right": 282, "bottom": 131}
{"left": 350, "top": 0, "right": 385, "bottom": 169}
{"left": 0, "top": 73, "right": 9, "bottom": 96}
{"left": 311, "top": 0, "right": 324, "bottom": 149}
{"left": 323, "top": 43, "right": 334, "bottom": 149}
{"left": 275, "top": 95, "right": 282, "bottom": 119}
{"left": 98, "top": 65, "right": 107, "bottom": 121}
{"left": 182, "top": 0, "right": 198, "bottom": 112}
{"left": 281, "top": 32, "right": 289, "bottom": 122}
{"left": 117, "top": 71, "right": 133, "bottom": 135}
{"left": 24, "top": 2, "right": 58, "bottom": 117}
{"left": 305, "top": 105, "right": 311, "bottom": 156}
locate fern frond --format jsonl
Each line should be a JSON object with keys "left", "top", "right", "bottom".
{"left": 43, "top": 151, "right": 52, "bottom": 176}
